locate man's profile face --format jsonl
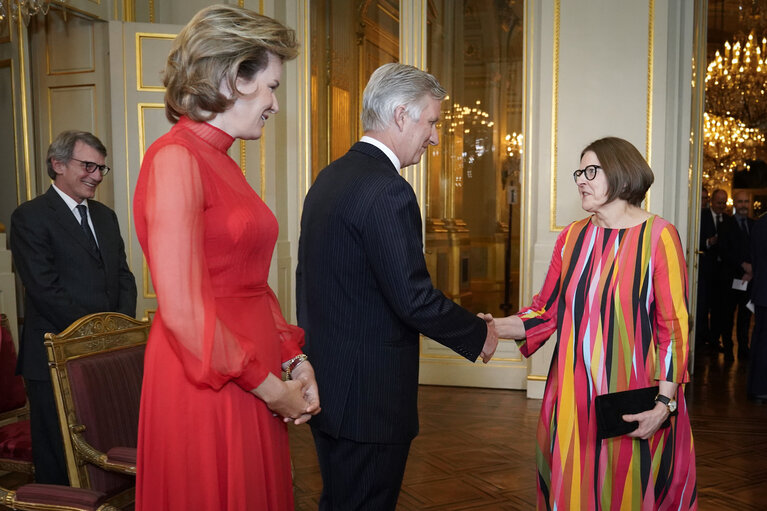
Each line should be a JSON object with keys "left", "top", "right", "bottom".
{"left": 397, "top": 96, "right": 441, "bottom": 168}
{"left": 53, "top": 140, "right": 105, "bottom": 203}
{"left": 711, "top": 190, "right": 728, "bottom": 215}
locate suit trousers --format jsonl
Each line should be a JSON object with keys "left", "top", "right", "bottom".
{"left": 722, "top": 288, "right": 752, "bottom": 354}
{"left": 747, "top": 306, "right": 767, "bottom": 398}
{"left": 311, "top": 427, "right": 411, "bottom": 511}
{"left": 25, "top": 378, "right": 70, "bottom": 485}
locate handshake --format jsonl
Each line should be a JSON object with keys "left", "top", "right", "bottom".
{"left": 475, "top": 312, "right": 525, "bottom": 363}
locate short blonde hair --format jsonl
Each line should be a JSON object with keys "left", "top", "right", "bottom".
{"left": 163, "top": 4, "right": 298, "bottom": 123}
{"left": 580, "top": 137, "right": 654, "bottom": 207}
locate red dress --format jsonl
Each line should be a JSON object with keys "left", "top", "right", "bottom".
{"left": 133, "top": 117, "right": 304, "bottom": 510}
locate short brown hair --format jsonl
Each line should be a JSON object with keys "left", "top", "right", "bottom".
{"left": 163, "top": 4, "right": 299, "bottom": 123}
{"left": 580, "top": 137, "right": 654, "bottom": 207}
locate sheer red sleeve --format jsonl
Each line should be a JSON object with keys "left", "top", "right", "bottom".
{"left": 143, "top": 145, "right": 270, "bottom": 391}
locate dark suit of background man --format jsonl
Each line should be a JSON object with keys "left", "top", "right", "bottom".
{"left": 296, "top": 63, "right": 499, "bottom": 511}
{"left": 699, "top": 188, "right": 729, "bottom": 353}
{"left": 10, "top": 131, "right": 137, "bottom": 484}
{"left": 748, "top": 212, "right": 767, "bottom": 401}
{"left": 719, "top": 190, "right": 754, "bottom": 360}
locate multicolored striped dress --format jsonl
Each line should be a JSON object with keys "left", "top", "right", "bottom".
{"left": 517, "top": 215, "right": 697, "bottom": 510}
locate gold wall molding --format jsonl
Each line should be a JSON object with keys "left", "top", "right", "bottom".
{"left": 45, "top": 83, "right": 97, "bottom": 142}
{"left": 45, "top": 13, "right": 96, "bottom": 75}
{"left": 136, "top": 102, "right": 164, "bottom": 162}
{"left": 17, "top": 15, "right": 33, "bottom": 200}
{"left": 549, "top": 0, "right": 655, "bottom": 231}
{"left": 0, "top": 59, "right": 21, "bottom": 205}
{"left": 644, "top": 0, "right": 654, "bottom": 211}
{"left": 549, "top": 0, "right": 559, "bottom": 231}
{"left": 135, "top": 32, "right": 175, "bottom": 91}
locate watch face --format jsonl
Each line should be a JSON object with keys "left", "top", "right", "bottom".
{"left": 668, "top": 400, "right": 677, "bottom": 413}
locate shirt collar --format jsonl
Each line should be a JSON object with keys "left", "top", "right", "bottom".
{"left": 360, "top": 135, "right": 401, "bottom": 174}
{"left": 52, "top": 183, "right": 87, "bottom": 211}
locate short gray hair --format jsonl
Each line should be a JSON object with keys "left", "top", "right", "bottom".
{"left": 361, "top": 63, "right": 447, "bottom": 132}
{"left": 47, "top": 131, "right": 107, "bottom": 179}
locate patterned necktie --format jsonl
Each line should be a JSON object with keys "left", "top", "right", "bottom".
{"left": 76, "top": 204, "right": 100, "bottom": 254}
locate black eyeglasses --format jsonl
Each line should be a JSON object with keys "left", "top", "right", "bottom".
{"left": 71, "top": 158, "right": 111, "bottom": 176}
{"left": 572, "top": 164, "right": 601, "bottom": 182}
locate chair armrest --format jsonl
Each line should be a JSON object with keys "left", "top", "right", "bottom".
{"left": 1, "top": 483, "right": 120, "bottom": 511}
{"left": 0, "top": 404, "right": 29, "bottom": 424}
{"left": 70, "top": 425, "right": 136, "bottom": 476}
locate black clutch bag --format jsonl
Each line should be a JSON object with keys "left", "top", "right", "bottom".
{"left": 594, "top": 387, "right": 671, "bottom": 439}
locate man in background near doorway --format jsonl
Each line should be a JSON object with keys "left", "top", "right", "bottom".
{"left": 10, "top": 130, "right": 137, "bottom": 484}
{"left": 720, "top": 190, "right": 754, "bottom": 361}
{"left": 296, "top": 63, "right": 498, "bottom": 511}
{"left": 698, "top": 188, "right": 728, "bottom": 353}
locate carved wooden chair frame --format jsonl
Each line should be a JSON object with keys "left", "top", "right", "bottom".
{"left": 44, "top": 312, "right": 150, "bottom": 509}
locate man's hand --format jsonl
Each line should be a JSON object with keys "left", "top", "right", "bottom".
{"left": 478, "top": 313, "right": 498, "bottom": 363}
{"left": 289, "top": 361, "right": 321, "bottom": 425}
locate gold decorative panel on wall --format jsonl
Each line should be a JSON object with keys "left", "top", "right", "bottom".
{"left": 135, "top": 33, "right": 175, "bottom": 91}
{"left": 46, "top": 13, "right": 96, "bottom": 75}
{"left": 550, "top": 0, "right": 653, "bottom": 230}
{"left": 47, "top": 85, "right": 97, "bottom": 140}
{"left": 0, "top": 61, "right": 17, "bottom": 231}
{"left": 137, "top": 102, "right": 169, "bottom": 162}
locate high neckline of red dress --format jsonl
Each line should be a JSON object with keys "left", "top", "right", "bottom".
{"left": 177, "top": 116, "right": 235, "bottom": 152}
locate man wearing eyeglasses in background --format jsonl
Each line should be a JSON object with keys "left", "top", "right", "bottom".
{"left": 9, "top": 130, "right": 137, "bottom": 484}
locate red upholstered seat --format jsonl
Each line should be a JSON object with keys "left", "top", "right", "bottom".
{"left": 0, "top": 314, "right": 33, "bottom": 476}
{"left": 0, "top": 419, "right": 33, "bottom": 462}
{"left": 0, "top": 316, "right": 26, "bottom": 412}
{"left": 14, "top": 484, "right": 109, "bottom": 509}
{"left": 106, "top": 447, "right": 137, "bottom": 466}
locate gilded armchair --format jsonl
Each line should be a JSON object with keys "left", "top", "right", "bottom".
{"left": 44, "top": 312, "right": 150, "bottom": 509}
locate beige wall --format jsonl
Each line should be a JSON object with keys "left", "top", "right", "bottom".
{"left": 521, "top": 0, "right": 696, "bottom": 397}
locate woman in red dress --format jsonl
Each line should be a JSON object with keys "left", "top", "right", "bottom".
{"left": 133, "top": 6, "right": 320, "bottom": 510}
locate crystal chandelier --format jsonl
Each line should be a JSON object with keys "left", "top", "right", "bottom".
{"left": 705, "top": 31, "right": 767, "bottom": 131}
{"left": 0, "top": 0, "right": 51, "bottom": 24}
{"left": 702, "top": 112, "right": 765, "bottom": 187}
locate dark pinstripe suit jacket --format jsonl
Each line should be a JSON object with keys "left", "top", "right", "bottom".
{"left": 10, "top": 186, "right": 137, "bottom": 380}
{"left": 296, "top": 142, "right": 487, "bottom": 443}
{"left": 752, "top": 214, "right": 767, "bottom": 307}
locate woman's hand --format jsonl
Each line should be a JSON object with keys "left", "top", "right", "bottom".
{"left": 251, "top": 373, "right": 311, "bottom": 421}
{"left": 478, "top": 313, "right": 526, "bottom": 340}
{"left": 623, "top": 403, "right": 670, "bottom": 440}
{"left": 289, "top": 361, "right": 321, "bottom": 425}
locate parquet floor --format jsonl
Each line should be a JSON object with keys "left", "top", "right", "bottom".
{"left": 2, "top": 347, "right": 764, "bottom": 510}
{"left": 290, "top": 347, "right": 767, "bottom": 511}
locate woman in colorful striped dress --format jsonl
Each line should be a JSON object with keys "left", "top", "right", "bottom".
{"left": 490, "top": 137, "right": 697, "bottom": 510}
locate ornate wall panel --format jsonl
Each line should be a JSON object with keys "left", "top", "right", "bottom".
{"left": 108, "top": 23, "right": 177, "bottom": 319}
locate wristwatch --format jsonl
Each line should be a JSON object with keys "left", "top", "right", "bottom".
{"left": 655, "top": 394, "right": 677, "bottom": 414}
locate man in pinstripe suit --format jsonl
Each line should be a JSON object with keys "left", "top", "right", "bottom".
{"left": 296, "top": 63, "right": 499, "bottom": 511}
